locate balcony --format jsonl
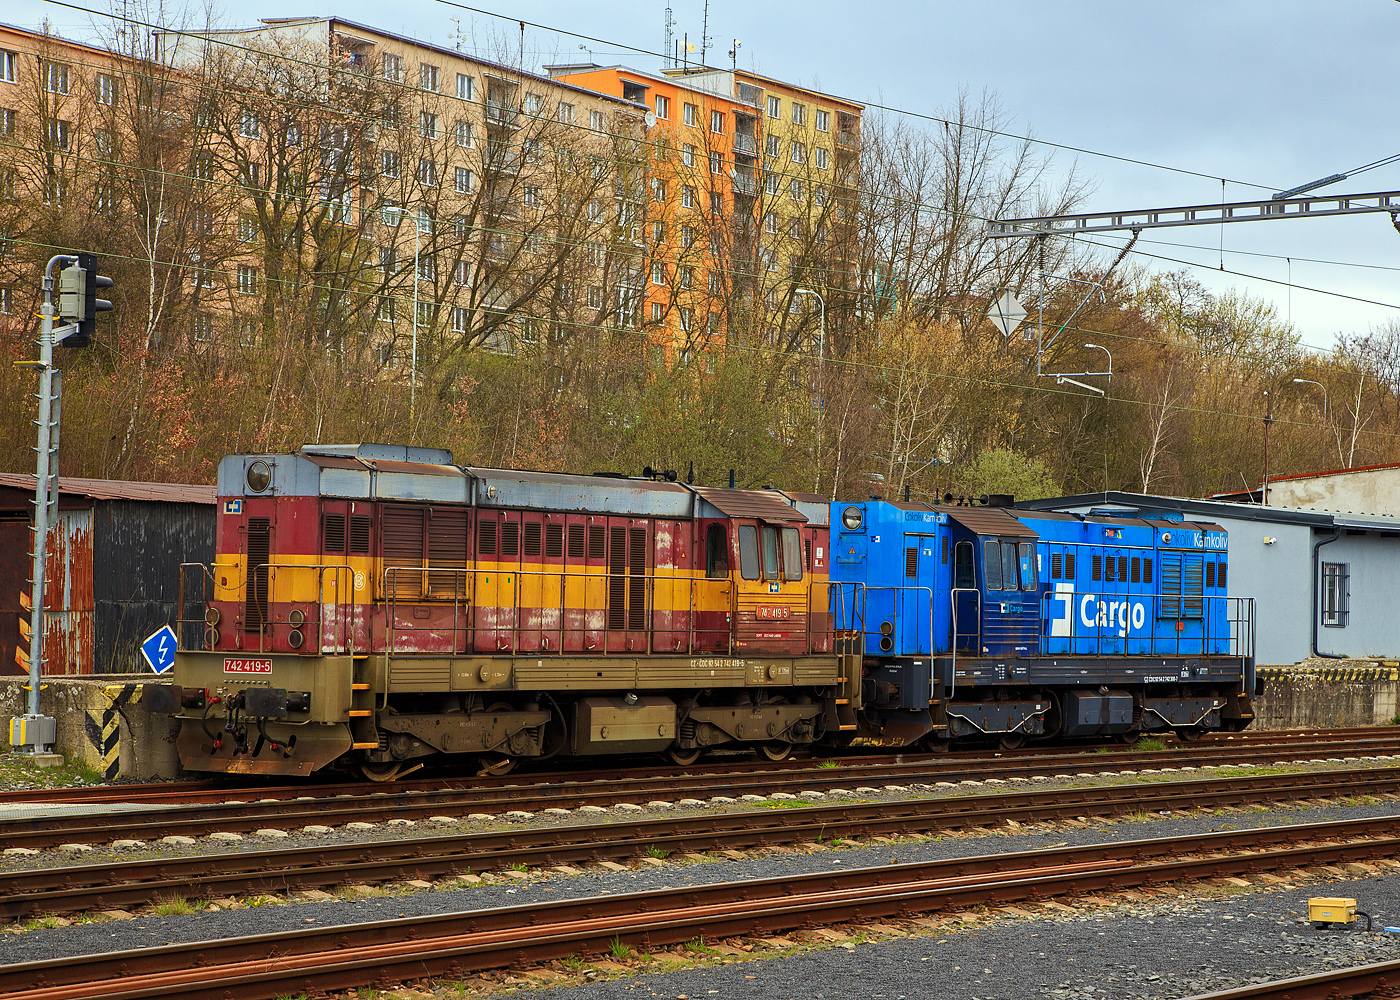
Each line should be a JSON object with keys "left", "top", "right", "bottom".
{"left": 485, "top": 100, "right": 519, "bottom": 129}
{"left": 733, "top": 133, "right": 757, "bottom": 156}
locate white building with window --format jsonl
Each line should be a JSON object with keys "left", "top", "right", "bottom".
{"left": 1017, "top": 492, "right": 1400, "bottom": 666}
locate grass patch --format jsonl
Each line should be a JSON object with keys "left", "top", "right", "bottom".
{"left": 684, "top": 936, "right": 716, "bottom": 955}
{"left": 644, "top": 845, "right": 667, "bottom": 859}
{"left": 1135, "top": 737, "right": 1167, "bottom": 752}
{"left": 608, "top": 936, "right": 632, "bottom": 960}
{"left": 152, "top": 895, "right": 194, "bottom": 916}
{"left": 817, "top": 759, "right": 838, "bottom": 768}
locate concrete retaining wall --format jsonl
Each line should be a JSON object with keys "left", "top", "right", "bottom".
{"left": 1254, "top": 662, "right": 1400, "bottom": 730}
{"left": 1, "top": 677, "right": 180, "bottom": 779}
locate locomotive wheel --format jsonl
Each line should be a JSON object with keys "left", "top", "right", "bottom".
{"left": 667, "top": 746, "right": 703, "bottom": 766}
{"left": 1115, "top": 729, "right": 1141, "bottom": 746}
{"left": 759, "top": 741, "right": 794, "bottom": 762}
{"left": 1174, "top": 726, "right": 1204, "bottom": 742}
{"left": 921, "top": 736, "right": 951, "bottom": 753}
{"left": 361, "top": 762, "right": 402, "bottom": 782}
{"left": 997, "top": 732, "right": 1025, "bottom": 751}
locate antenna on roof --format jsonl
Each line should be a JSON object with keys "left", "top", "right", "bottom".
{"left": 728, "top": 38, "right": 740, "bottom": 70}
{"left": 663, "top": 7, "right": 674, "bottom": 68}
{"left": 700, "top": 0, "right": 711, "bottom": 67}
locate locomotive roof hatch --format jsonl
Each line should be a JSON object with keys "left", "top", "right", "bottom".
{"left": 691, "top": 485, "right": 808, "bottom": 523}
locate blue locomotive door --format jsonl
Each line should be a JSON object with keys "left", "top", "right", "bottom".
{"left": 899, "top": 534, "right": 939, "bottom": 654}
{"left": 1100, "top": 547, "right": 1127, "bottom": 656}
{"left": 1043, "top": 543, "right": 1077, "bottom": 656}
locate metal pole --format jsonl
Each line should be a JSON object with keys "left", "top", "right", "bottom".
{"left": 1036, "top": 235, "right": 1046, "bottom": 378}
{"left": 1261, "top": 391, "right": 1273, "bottom": 506}
{"left": 411, "top": 215, "right": 419, "bottom": 428}
{"left": 21, "top": 255, "right": 73, "bottom": 751}
{"left": 794, "top": 288, "right": 825, "bottom": 494}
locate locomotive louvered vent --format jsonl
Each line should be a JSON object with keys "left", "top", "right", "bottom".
{"left": 501, "top": 521, "right": 519, "bottom": 556}
{"left": 1065, "top": 552, "right": 1076, "bottom": 578}
{"left": 1051, "top": 553, "right": 1062, "bottom": 579}
{"left": 523, "top": 521, "right": 542, "bottom": 557}
{"left": 1184, "top": 556, "right": 1205, "bottom": 619}
{"left": 805, "top": 539, "right": 812, "bottom": 571}
{"left": 607, "top": 526, "right": 626, "bottom": 630}
{"left": 905, "top": 546, "right": 918, "bottom": 579}
{"left": 349, "top": 515, "right": 372, "bottom": 554}
{"left": 567, "top": 524, "right": 585, "bottom": 559}
{"left": 1160, "top": 554, "right": 1182, "bottom": 619}
{"left": 382, "top": 507, "right": 425, "bottom": 600}
{"left": 545, "top": 523, "right": 564, "bottom": 559}
{"left": 629, "top": 527, "right": 647, "bottom": 631}
{"left": 428, "top": 509, "right": 468, "bottom": 598}
{"left": 323, "top": 513, "right": 346, "bottom": 554}
{"left": 588, "top": 525, "right": 605, "bottom": 560}
{"left": 478, "top": 518, "right": 497, "bottom": 556}
{"left": 243, "top": 517, "right": 271, "bottom": 633}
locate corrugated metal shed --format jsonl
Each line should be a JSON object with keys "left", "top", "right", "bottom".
{"left": 0, "top": 475, "right": 214, "bottom": 675}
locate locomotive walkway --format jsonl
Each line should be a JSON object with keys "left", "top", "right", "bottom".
{"left": 4, "top": 764, "right": 1400, "bottom": 918}
{"left": 5, "top": 814, "right": 1400, "bottom": 1000}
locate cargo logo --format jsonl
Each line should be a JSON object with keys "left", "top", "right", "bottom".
{"left": 1079, "top": 594, "right": 1146, "bottom": 637}
{"left": 223, "top": 657, "right": 273, "bottom": 674}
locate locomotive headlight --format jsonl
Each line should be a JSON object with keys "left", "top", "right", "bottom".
{"left": 246, "top": 460, "right": 271, "bottom": 493}
{"left": 841, "top": 505, "right": 863, "bottom": 531}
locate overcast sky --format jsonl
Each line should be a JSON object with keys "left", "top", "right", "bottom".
{"left": 21, "top": 0, "right": 1400, "bottom": 349}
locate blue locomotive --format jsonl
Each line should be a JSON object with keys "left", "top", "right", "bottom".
{"left": 829, "top": 498, "right": 1256, "bottom": 748}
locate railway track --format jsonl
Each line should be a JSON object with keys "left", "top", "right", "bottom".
{"left": 4, "top": 765, "right": 1400, "bottom": 918}
{"left": 0, "top": 724, "right": 1388, "bottom": 809}
{"left": 2, "top": 735, "right": 1397, "bottom": 851}
{"left": 1186, "top": 963, "right": 1400, "bottom": 999}
{"left": 5, "top": 814, "right": 1400, "bottom": 1000}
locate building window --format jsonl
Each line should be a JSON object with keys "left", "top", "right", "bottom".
{"left": 417, "top": 254, "right": 435, "bottom": 281}
{"left": 680, "top": 224, "right": 695, "bottom": 248}
{"left": 0, "top": 109, "right": 13, "bottom": 136}
{"left": 815, "top": 109, "right": 830, "bottom": 132}
{"left": 679, "top": 306, "right": 693, "bottom": 331}
{"left": 0, "top": 287, "right": 12, "bottom": 314}
{"left": 790, "top": 141, "right": 806, "bottom": 164}
{"left": 590, "top": 109, "right": 606, "bottom": 132}
{"left": 417, "top": 158, "right": 436, "bottom": 186}
{"left": 96, "top": 74, "right": 117, "bottom": 107}
{"left": 709, "top": 150, "right": 721, "bottom": 174}
{"left": 454, "top": 166, "right": 474, "bottom": 193}
{"left": 709, "top": 271, "right": 721, "bottom": 294}
{"left": 237, "top": 265, "right": 259, "bottom": 295}
{"left": 558, "top": 102, "right": 574, "bottom": 124}
{"left": 814, "top": 146, "right": 829, "bottom": 170}
{"left": 789, "top": 178, "right": 804, "bottom": 202}
{"left": 710, "top": 109, "right": 724, "bottom": 134}
{"left": 681, "top": 185, "right": 697, "bottom": 209}
{"left": 767, "top": 95, "right": 780, "bottom": 118}
{"left": 765, "top": 134, "right": 780, "bottom": 158}
{"left": 523, "top": 184, "right": 541, "bottom": 207}
{"left": 454, "top": 260, "right": 469, "bottom": 285}
{"left": 419, "top": 63, "right": 439, "bottom": 91}
{"left": 237, "top": 216, "right": 258, "bottom": 243}
{"left": 416, "top": 302, "right": 433, "bottom": 327}
{"left": 46, "top": 119, "right": 71, "bottom": 151}
{"left": 239, "top": 110, "right": 259, "bottom": 138}
{"left": 451, "top": 306, "right": 469, "bottom": 333}
{"left": 1322, "top": 562, "right": 1350, "bottom": 627}
{"left": 587, "top": 285, "right": 602, "bottom": 309}
{"left": 456, "top": 73, "right": 473, "bottom": 100}
{"left": 791, "top": 102, "right": 805, "bottom": 126}
{"left": 764, "top": 211, "right": 777, "bottom": 234}
{"left": 764, "top": 172, "right": 780, "bottom": 195}
{"left": 651, "top": 301, "right": 665, "bottom": 322}
{"left": 381, "top": 150, "right": 400, "bottom": 178}
{"left": 419, "top": 112, "right": 438, "bottom": 139}
{"left": 454, "top": 120, "right": 474, "bottom": 147}
{"left": 381, "top": 53, "right": 402, "bottom": 81}
{"left": 679, "top": 265, "right": 693, "bottom": 289}
{"left": 587, "top": 199, "right": 603, "bottom": 222}
{"left": 524, "top": 93, "right": 542, "bottom": 114}
{"left": 682, "top": 143, "right": 696, "bottom": 168}
{"left": 654, "top": 94, "right": 670, "bottom": 120}
{"left": 586, "top": 242, "right": 605, "bottom": 266}
{"left": 651, "top": 262, "right": 666, "bottom": 285}
{"left": 376, "top": 295, "right": 396, "bottom": 322}
{"left": 0, "top": 51, "right": 16, "bottom": 84}
{"left": 683, "top": 103, "right": 698, "bottom": 127}
{"left": 45, "top": 62, "right": 70, "bottom": 95}
{"left": 709, "top": 191, "right": 722, "bottom": 214}
{"left": 379, "top": 246, "right": 396, "bottom": 275}
{"left": 651, "top": 220, "right": 664, "bottom": 243}
{"left": 193, "top": 313, "right": 214, "bottom": 343}
{"left": 651, "top": 177, "right": 666, "bottom": 201}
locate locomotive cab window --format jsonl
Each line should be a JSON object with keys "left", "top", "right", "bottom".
{"left": 1000, "top": 541, "right": 1018, "bottom": 592}
{"left": 982, "top": 539, "right": 1002, "bottom": 590}
{"left": 737, "top": 524, "right": 759, "bottom": 580}
{"left": 1019, "top": 542, "right": 1035, "bottom": 590}
{"left": 706, "top": 524, "right": 730, "bottom": 578}
{"left": 781, "top": 526, "right": 803, "bottom": 581}
{"left": 954, "top": 540, "right": 974, "bottom": 589}
{"left": 761, "top": 525, "right": 780, "bottom": 581}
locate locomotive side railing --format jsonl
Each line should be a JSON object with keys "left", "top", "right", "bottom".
{"left": 176, "top": 562, "right": 358, "bottom": 657}
{"left": 1038, "top": 590, "right": 1255, "bottom": 663}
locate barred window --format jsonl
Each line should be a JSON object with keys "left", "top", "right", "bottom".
{"left": 1322, "top": 562, "right": 1349, "bottom": 627}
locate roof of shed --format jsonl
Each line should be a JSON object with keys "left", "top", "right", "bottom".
{"left": 0, "top": 473, "right": 216, "bottom": 505}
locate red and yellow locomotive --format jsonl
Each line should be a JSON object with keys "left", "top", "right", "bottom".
{"left": 159, "top": 444, "right": 852, "bottom": 778}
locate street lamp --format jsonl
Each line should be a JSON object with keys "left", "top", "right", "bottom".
{"left": 1292, "top": 377, "right": 1341, "bottom": 468}
{"left": 381, "top": 206, "right": 420, "bottom": 424}
{"left": 1083, "top": 343, "right": 1112, "bottom": 384}
{"left": 793, "top": 288, "right": 826, "bottom": 495}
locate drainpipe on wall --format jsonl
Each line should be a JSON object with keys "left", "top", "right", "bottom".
{"left": 1312, "top": 526, "right": 1343, "bottom": 659}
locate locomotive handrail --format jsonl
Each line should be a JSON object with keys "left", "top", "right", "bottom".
{"left": 949, "top": 586, "right": 981, "bottom": 698}
{"left": 1037, "top": 589, "right": 1252, "bottom": 661}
